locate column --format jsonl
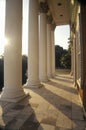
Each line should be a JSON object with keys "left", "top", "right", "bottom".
{"left": 76, "top": 13, "right": 81, "bottom": 86}
{"left": 0, "top": 0, "right": 26, "bottom": 102}
{"left": 47, "top": 15, "right": 53, "bottom": 78}
{"left": 27, "top": 0, "right": 41, "bottom": 88}
{"left": 51, "top": 23, "right": 56, "bottom": 77}
{"left": 39, "top": 1, "right": 48, "bottom": 82}
{"left": 71, "top": 43, "right": 74, "bottom": 76}
{"left": 73, "top": 35, "right": 77, "bottom": 86}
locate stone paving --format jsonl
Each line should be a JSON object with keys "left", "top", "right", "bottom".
{"left": 0, "top": 70, "right": 86, "bottom": 130}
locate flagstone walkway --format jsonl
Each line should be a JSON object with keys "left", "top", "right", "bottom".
{"left": 0, "top": 70, "right": 86, "bottom": 130}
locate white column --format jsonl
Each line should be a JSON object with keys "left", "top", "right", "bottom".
{"left": 47, "top": 23, "right": 52, "bottom": 78}
{"left": 39, "top": 3, "right": 48, "bottom": 82}
{"left": 73, "top": 36, "right": 77, "bottom": 86}
{"left": 0, "top": 0, "right": 26, "bottom": 102}
{"left": 70, "top": 43, "right": 73, "bottom": 75}
{"left": 51, "top": 29, "right": 55, "bottom": 77}
{"left": 27, "top": 0, "right": 41, "bottom": 88}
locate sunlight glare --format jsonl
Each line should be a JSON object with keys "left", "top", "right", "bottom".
{"left": 4, "top": 37, "right": 9, "bottom": 46}
{"left": 0, "top": 38, "right": 4, "bottom": 55}
{"left": 0, "top": 37, "right": 9, "bottom": 55}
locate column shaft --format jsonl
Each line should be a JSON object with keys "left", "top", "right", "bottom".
{"left": 51, "top": 30, "right": 55, "bottom": 77}
{"left": 47, "top": 24, "right": 52, "bottom": 78}
{"left": 71, "top": 44, "right": 74, "bottom": 76}
{"left": 73, "top": 36, "right": 77, "bottom": 86}
{"left": 27, "top": 0, "right": 41, "bottom": 87}
{"left": 39, "top": 13, "right": 48, "bottom": 82}
{"left": 0, "top": 0, "right": 26, "bottom": 102}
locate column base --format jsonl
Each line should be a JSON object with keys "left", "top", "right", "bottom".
{"left": 0, "top": 87, "right": 29, "bottom": 102}
{"left": 41, "top": 79, "right": 49, "bottom": 83}
{"left": 48, "top": 74, "right": 53, "bottom": 78}
{"left": 52, "top": 73, "right": 56, "bottom": 78}
{"left": 70, "top": 71, "right": 73, "bottom": 76}
{"left": 24, "top": 80, "right": 43, "bottom": 88}
{"left": 40, "top": 77, "right": 49, "bottom": 83}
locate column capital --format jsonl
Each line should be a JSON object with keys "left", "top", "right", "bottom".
{"left": 71, "top": 23, "right": 76, "bottom": 33}
{"left": 47, "top": 15, "right": 53, "bottom": 24}
{"left": 39, "top": 2, "right": 49, "bottom": 13}
{"left": 51, "top": 22, "right": 56, "bottom": 31}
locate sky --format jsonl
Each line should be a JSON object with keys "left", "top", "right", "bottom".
{"left": 55, "top": 25, "right": 70, "bottom": 50}
{"left": 0, "top": 0, "right": 5, "bottom": 55}
{"left": 0, "top": 0, "right": 70, "bottom": 55}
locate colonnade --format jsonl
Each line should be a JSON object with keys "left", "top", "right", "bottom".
{"left": 70, "top": 6, "right": 81, "bottom": 87}
{"left": 0, "top": 0, "right": 56, "bottom": 102}
{"left": 70, "top": 1, "right": 86, "bottom": 112}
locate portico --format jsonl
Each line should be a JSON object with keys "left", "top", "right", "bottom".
{"left": 0, "top": 0, "right": 56, "bottom": 102}
{"left": 0, "top": 0, "right": 86, "bottom": 120}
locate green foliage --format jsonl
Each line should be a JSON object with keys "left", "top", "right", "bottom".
{"left": 55, "top": 45, "right": 63, "bottom": 68}
{"left": 22, "top": 55, "right": 28, "bottom": 85}
{"left": 60, "top": 53, "right": 71, "bottom": 69}
{"left": 55, "top": 45, "right": 71, "bottom": 69}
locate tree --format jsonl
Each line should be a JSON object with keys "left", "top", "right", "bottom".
{"left": 22, "top": 55, "right": 28, "bottom": 85}
{"left": 55, "top": 45, "right": 63, "bottom": 68}
{"left": 55, "top": 44, "right": 71, "bottom": 69}
{"left": 60, "top": 53, "right": 71, "bottom": 69}
{"left": 60, "top": 43, "right": 71, "bottom": 69}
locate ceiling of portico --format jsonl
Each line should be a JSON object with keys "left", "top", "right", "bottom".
{"left": 47, "top": 0, "right": 71, "bottom": 26}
